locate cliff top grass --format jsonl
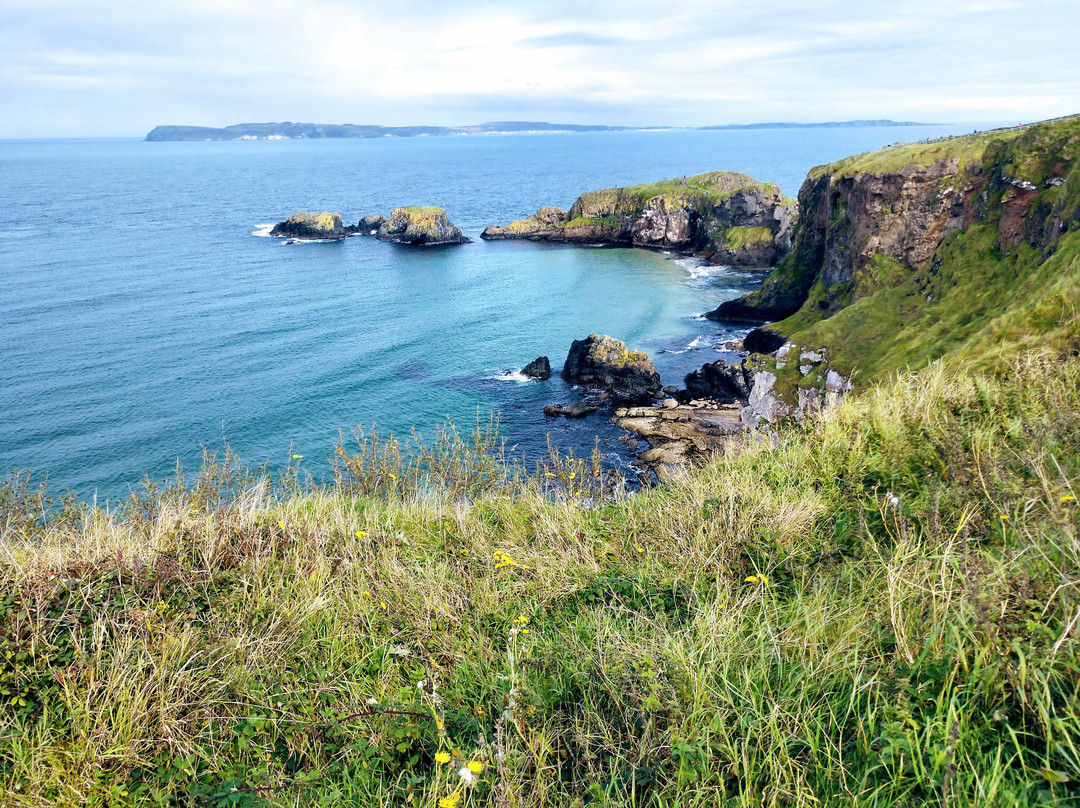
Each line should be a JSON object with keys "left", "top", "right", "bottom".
{"left": 621, "top": 170, "right": 777, "bottom": 201}
{"left": 3, "top": 353, "right": 1080, "bottom": 806}
{"left": 395, "top": 206, "right": 446, "bottom": 215}
{"left": 810, "top": 128, "right": 1025, "bottom": 179}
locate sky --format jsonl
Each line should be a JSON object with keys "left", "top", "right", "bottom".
{"left": 1, "top": 0, "right": 1078, "bottom": 138}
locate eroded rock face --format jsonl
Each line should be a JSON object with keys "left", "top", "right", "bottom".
{"left": 377, "top": 207, "right": 469, "bottom": 245}
{"left": 613, "top": 403, "right": 743, "bottom": 482}
{"left": 561, "top": 334, "right": 661, "bottom": 403}
{"left": 481, "top": 171, "right": 795, "bottom": 268}
{"left": 270, "top": 211, "right": 351, "bottom": 240}
{"left": 683, "top": 359, "right": 756, "bottom": 403}
{"left": 358, "top": 214, "right": 388, "bottom": 234}
{"left": 522, "top": 356, "right": 551, "bottom": 379}
{"left": 708, "top": 158, "right": 970, "bottom": 323}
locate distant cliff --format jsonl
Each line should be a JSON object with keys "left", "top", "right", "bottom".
{"left": 144, "top": 121, "right": 637, "bottom": 141}
{"left": 480, "top": 171, "right": 796, "bottom": 267}
{"left": 707, "top": 115, "right": 1080, "bottom": 380}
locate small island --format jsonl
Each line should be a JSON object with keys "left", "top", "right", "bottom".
{"left": 481, "top": 171, "right": 796, "bottom": 266}
{"left": 373, "top": 207, "right": 469, "bottom": 246}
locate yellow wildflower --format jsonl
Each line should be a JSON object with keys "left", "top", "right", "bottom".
{"left": 292, "top": 454, "right": 303, "bottom": 459}
{"left": 355, "top": 529, "right": 368, "bottom": 538}
{"left": 635, "top": 546, "right": 645, "bottom": 554}
{"left": 277, "top": 521, "right": 285, "bottom": 529}
{"left": 389, "top": 472, "right": 397, "bottom": 480}
{"left": 435, "top": 751, "right": 452, "bottom": 764}
{"left": 1062, "top": 495, "right": 1076, "bottom": 504}
{"left": 438, "top": 792, "right": 461, "bottom": 808}
{"left": 544, "top": 472, "right": 555, "bottom": 477}
{"left": 1000, "top": 514, "right": 1010, "bottom": 521}
{"left": 745, "top": 574, "right": 769, "bottom": 585}
{"left": 467, "top": 760, "right": 484, "bottom": 774}
{"left": 379, "top": 601, "right": 388, "bottom": 611}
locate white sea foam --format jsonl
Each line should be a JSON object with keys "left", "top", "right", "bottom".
{"left": 252, "top": 223, "right": 275, "bottom": 237}
{"left": 487, "top": 370, "right": 533, "bottom": 383}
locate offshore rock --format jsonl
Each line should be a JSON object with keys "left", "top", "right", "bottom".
{"left": 377, "top": 207, "right": 469, "bottom": 245}
{"left": 358, "top": 214, "right": 388, "bottom": 234}
{"left": 522, "top": 356, "right": 551, "bottom": 379}
{"left": 742, "top": 328, "right": 786, "bottom": 354}
{"left": 270, "top": 211, "right": 351, "bottom": 240}
{"left": 561, "top": 334, "right": 661, "bottom": 403}
{"left": 481, "top": 171, "right": 795, "bottom": 267}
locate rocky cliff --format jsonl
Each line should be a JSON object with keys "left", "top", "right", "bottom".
{"left": 561, "top": 334, "right": 661, "bottom": 403}
{"left": 481, "top": 171, "right": 796, "bottom": 267}
{"left": 707, "top": 115, "right": 1080, "bottom": 381}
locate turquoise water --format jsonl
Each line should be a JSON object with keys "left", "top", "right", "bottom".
{"left": 0, "top": 125, "right": 970, "bottom": 501}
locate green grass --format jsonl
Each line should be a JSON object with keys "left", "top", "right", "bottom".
{"left": 724, "top": 226, "right": 774, "bottom": 250}
{"left": 4, "top": 353, "right": 1080, "bottom": 806}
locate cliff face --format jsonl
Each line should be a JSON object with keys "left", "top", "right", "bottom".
{"left": 706, "top": 116, "right": 1080, "bottom": 380}
{"left": 481, "top": 171, "right": 796, "bottom": 267}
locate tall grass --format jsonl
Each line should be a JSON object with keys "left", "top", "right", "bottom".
{"left": 2, "top": 353, "right": 1079, "bottom": 806}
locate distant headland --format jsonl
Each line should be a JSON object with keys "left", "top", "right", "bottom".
{"left": 144, "top": 119, "right": 933, "bottom": 141}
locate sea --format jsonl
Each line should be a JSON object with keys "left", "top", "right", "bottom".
{"left": 1, "top": 124, "right": 975, "bottom": 503}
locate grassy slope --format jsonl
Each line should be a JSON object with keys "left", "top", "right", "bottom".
{"left": 3, "top": 355, "right": 1080, "bottom": 807}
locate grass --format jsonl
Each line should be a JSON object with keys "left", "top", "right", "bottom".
{"left": 3, "top": 351, "right": 1080, "bottom": 806}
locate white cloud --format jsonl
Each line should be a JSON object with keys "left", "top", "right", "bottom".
{"left": 0, "top": 0, "right": 1077, "bottom": 136}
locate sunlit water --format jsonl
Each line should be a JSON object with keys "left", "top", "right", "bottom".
{"left": 0, "top": 124, "right": 971, "bottom": 501}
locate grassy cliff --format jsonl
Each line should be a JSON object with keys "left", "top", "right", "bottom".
{"left": 713, "top": 116, "right": 1080, "bottom": 381}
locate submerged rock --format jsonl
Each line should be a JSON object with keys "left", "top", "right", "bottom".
{"left": 561, "top": 334, "right": 661, "bottom": 403}
{"left": 522, "top": 356, "right": 551, "bottom": 379}
{"left": 270, "top": 211, "right": 351, "bottom": 240}
{"left": 544, "top": 402, "right": 597, "bottom": 419}
{"left": 377, "top": 207, "right": 469, "bottom": 245}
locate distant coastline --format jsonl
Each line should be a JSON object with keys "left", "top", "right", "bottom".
{"left": 144, "top": 119, "right": 934, "bottom": 141}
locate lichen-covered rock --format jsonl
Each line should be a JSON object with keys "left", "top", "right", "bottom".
{"left": 377, "top": 207, "right": 469, "bottom": 245}
{"left": 522, "top": 356, "right": 551, "bottom": 379}
{"left": 270, "top": 211, "right": 351, "bottom": 240}
{"left": 481, "top": 171, "right": 795, "bottom": 267}
{"left": 561, "top": 334, "right": 661, "bottom": 402}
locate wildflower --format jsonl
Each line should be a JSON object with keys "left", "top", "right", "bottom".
{"left": 1061, "top": 495, "right": 1076, "bottom": 504}
{"left": 435, "top": 751, "right": 452, "bottom": 764}
{"left": 635, "top": 546, "right": 645, "bottom": 554}
{"left": 568, "top": 472, "right": 576, "bottom": 479}
{"left": 389, "top": 472, "right": 397, "bottom": 480}
{"left": 458, "top": 766, "right": 475, "bottom": 785}
{"left": 493, "top": 550, "right": 525, "bottom": 569}
{"left": 886, "top": 491, "right": 900, "bottom": 507}
{"left": 467, "top": 760, "right": 484, "bottom": 774}
{"left": 379, "top": 601, "right": 388, "bottom": 611}
{"left": 292, "top": 454, "right": 303, "bottom": 459}
{"left": 439, "top": 791, "right": 462, "bottom": 808}
{"left": 366, "top": 697, "right": 378, "bottom": 706}
{"left": 745, "top": 574, "right": 769, "bottom": 585}
{"left": 544, "top": 472, "right": 555, "bottom": 477}
{"left": 277, "top": 521, "right": 285, "bottom": 529}
{"left": 514, "top": 614, "right": 529, "bottom": 624}
{"left": 355, "top": 529, "right": 368, "bottom": 538}
{"left": 1000, "top": 514, "right": 1010, "bottom": 521}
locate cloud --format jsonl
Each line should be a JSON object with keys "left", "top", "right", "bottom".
{"left": 0, "top": 0, "right": 1078, "bottom": 136}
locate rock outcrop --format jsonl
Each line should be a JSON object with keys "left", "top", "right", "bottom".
{"left": 358, "top": 214, "right": 388, "bottom": 234}
{"left": 561, "top": 334, "right": 661, "bottom": 403}
{"left": 544, "top": 402, "right": 597, "bottom": 419}
{"left": 613, "top": 403, "right": 743, "bottom": 482}
{"left": 376, "top": 207, "right": 469, "bottom": 245}
{"left": 522, "top": 356, "right": 551, "bottom": 379}
{"left": 270, "top": 211, "right": 353, "bottom": 240}
{"left": 481, "top": 171, "right": 795, "bottom": 267}
{"left": 683, "top": 359, "right": 756, "bottom": 402}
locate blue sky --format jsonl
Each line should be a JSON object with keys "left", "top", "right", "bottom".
{"left": 1, "top": 0, "right": 1078, "bottom": 137}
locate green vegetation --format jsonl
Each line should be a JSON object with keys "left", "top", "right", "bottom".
{"left": 4, "top": 352, "right": 1080, "bottom": 806}
{"left": 723, "top": 226, "right": 774, "bottom": 250}
{"left": 808, "top": 128, "right": 1025, "bottom": 179}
